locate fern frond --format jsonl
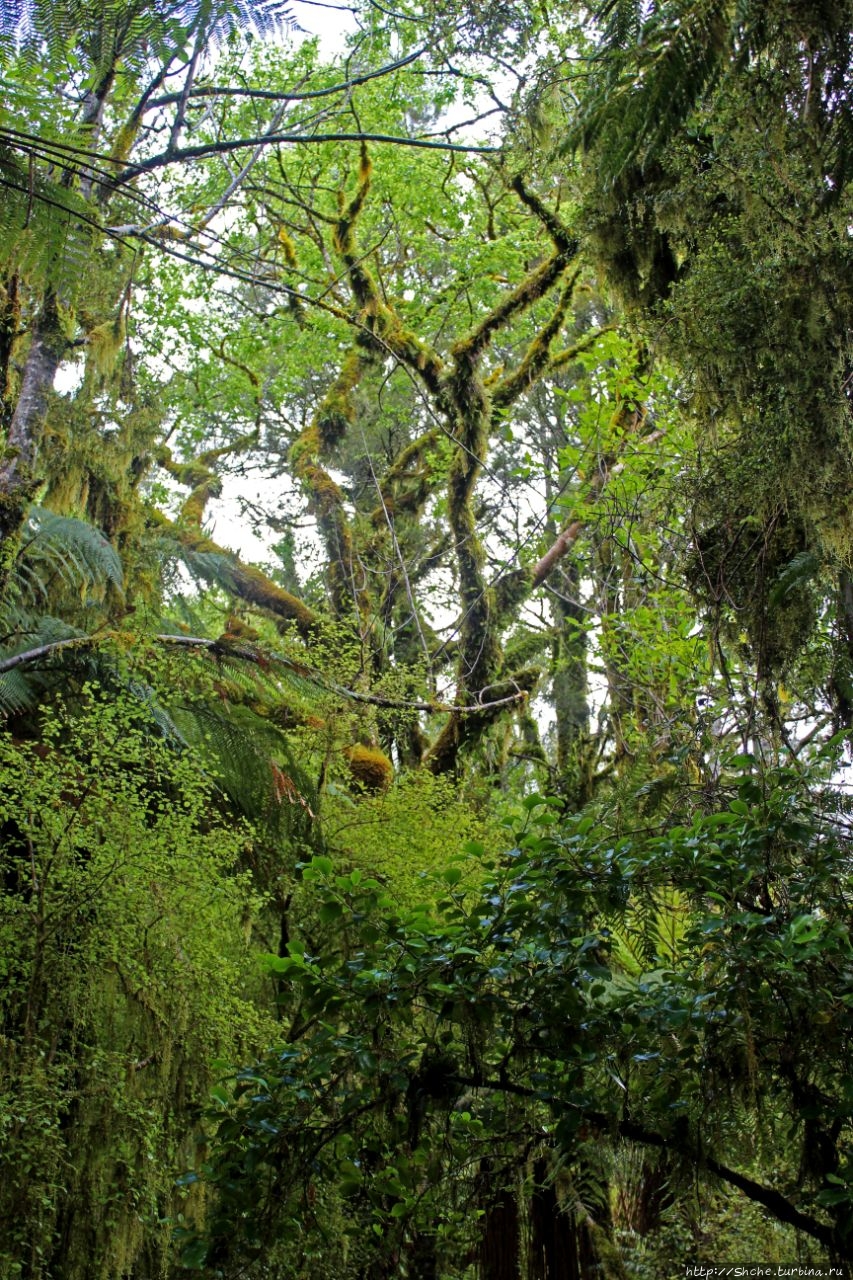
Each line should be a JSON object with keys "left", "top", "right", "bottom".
{"left": 15, "top": 507, "right": 123, "bottom": 606}
{"left": 0, "top": 666, "right": 38, "bottom": 714}
{"left": 170, "top": 697, "right": 315, "bottom": 830}
{"left": 606, "top": 886, "right": 691, "bottom": 976}
{"left": 1, "top": 0, "right": 298, "bottom": 67}
{"left": 0, "top": 148, "right": 97, "bottom": 297}
{"left": 574, "top": 0, "right": 731, "bottom": 177}
{"left": 768, "top": 551, "right": 820, "bottom": 608}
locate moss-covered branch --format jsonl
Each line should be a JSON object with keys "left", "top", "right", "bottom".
{"left": 423, "top": 668, "right": 541, "bottom": 774}
{"left": 332, "top": 147, "right": 446, "bottom": 400}
{"left": 157, "top": 432, "right": 258, "bottom": 527}
{"left": 491, "top": 273, "right": 580, "bottom": 411}
{"left": 368, "top": 428, "right": 441, "bottom": 527}
{"left": 421, "top": 182, "right": 586, "bottom": 772}
{"left": 155, "top": 511, "right": 317, "bottom": 636}
{"left": 493, "top": 318, "right": 615, "bottom": 412}
{"left": 290, "top": 341, "right": 377, "bottom": 629}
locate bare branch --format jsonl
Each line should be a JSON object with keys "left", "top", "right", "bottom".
{"left": 114, "top": 132, "right": 498, "bottom": 187}
{"left": 145, "top": 49, "right": 428, "bottom": 108}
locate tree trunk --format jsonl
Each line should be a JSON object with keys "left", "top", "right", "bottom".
{"left": 0, "top": 294, "right": 66, "bottom": 559}
{"left": 478, "top": 1160, "right": 521, "bottom": 1280}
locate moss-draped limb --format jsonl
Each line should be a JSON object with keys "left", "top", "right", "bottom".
{"left": 451, "top": 253, "right": 572, "bottom": 366}
{"left": 548, "top": 325, "right": 617, "bottom": 373}
{"left": 491, "top": 273, "right": 580, "bottom": 411}
{"left": 290, "top": 341, "right": 377, "bottom": 629}
{"left": 493, "top": 317, "right": 615, "bottom": 413}
{"left": 291, "top": 155, "right": 448, "bottom": 633}
{"left": 158, "top": 432, "right": 258, "bottom": 527}
{"left": 443, "top": 346, "right": 501, "bottom": 703}
{"left": 154, "top": 511, "right": 317, "bottom": 636}
{"left": 510, "top": 175, "right": 578, "bottom": 256}
{"left": 444, "top": 175, "right": 578, "bottom": 367}
{"left": 332, "top": 147, "right": 447, "bottom": 399}
{"left": 332, "top": 144, "right": 378, "bottom": 317}
{"left": 0, "top": 274, "right": 22, "bottom": 427}
{"left": 422, "top": 184, "right": 586, "bottom": 771}
{"left": 368, "top": 428, "right": 441, "bottom": 526}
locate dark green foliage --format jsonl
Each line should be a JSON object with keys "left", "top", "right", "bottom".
{"left": 576, "top": 0, "right": 731, "bottom": 178}
{"left": 575, "top": 0, "right": 853, "bottom": 705}
{"left": 576, "top": 1, "right": 853, "bottom": 186}
{"left": 187, "top": 766, "right": 853, "bottom": 1271}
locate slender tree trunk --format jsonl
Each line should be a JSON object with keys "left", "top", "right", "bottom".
{"left": 551, "top": 560, "right": 591, "bottom": 806}
{"left": 0, "top": 273, "right": 21, "bottom": 431}
{"left": 529, "top": 1158, "right": 580, "bottom": 1280}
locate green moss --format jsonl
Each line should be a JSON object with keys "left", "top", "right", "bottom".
{"left": 0, "top": 705, "right": 272, "bottom": 1279}
{"left": 344, "top": 742, "right": 393, "bottom": 793}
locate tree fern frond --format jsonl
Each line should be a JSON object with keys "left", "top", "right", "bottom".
{"left": 16, "top": 507, "right": 123, "bottom": 604}
{"left": 0, "top": 0, "right": 299, "bottom": 65}
{"left": 573, "top": 0, "right": 731, "bottom": 177}
{"left": 648, "top": 885, "right": 689, "bottom": 964}
{"left": 175, "top": 545, "right": 241, "bottom": 592}
{"left": 606, "top": 886, "right": 691, "bottom": 976}
{"left": 0, "top": 666, "right": 39, "bottom": 714}
{"left": 0, "top": 149, "right": 97, "bottom": 296}
{"left": 0, "top": 612, "right": 88, "bottom": 716}
{"left": 170, "top": 697, "right": 315, "bottom": 830}
{"left": 606, "top": 920, "right": 646, "bottom": 976}
{"left": 597, "top": 0, "right": 645, "bottom": 50}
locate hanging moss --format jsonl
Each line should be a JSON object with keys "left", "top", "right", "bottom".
{"left": 0, "top": 705, "right": 273, "bottom": 1280}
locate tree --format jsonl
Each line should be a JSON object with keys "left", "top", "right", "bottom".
{"left": 4, "top": 1, "right": 853, "bottom": 1277}
{"left": 572, "top": 0, "right": 853, "bottom": 745}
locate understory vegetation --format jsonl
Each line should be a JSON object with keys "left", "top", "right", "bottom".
{"left": 2, "top": 1, "right": 853, "bottom": 1276}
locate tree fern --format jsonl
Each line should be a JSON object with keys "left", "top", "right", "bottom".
{"left": 576, "top": 0, "right": 853, "bottom": 184}
{"left": 0, "top": 148, "right": 98, "bottom": 299}
{"left": 573, "top": 0, "right": 731, "bottom": 178}
{"left": 0, "top": 0, "right": 297, "bottom": 64}
{"left": 605, "top": 885, "right": 690, "bottom": 978}
{"left": 0, "top": 503, "right": 318, "bottom": 824}
{"left": 14, "top": 506, "right": 123, "bottom": 605}
{"left": 169, "top": 696, "right": 316, "bottom": 831}
{"left": 0, "top": 505, "right": 121, "bottom": 713}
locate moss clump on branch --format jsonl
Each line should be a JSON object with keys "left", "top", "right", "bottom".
{"left": 344, "top": 741, "right": 393, "bottom": 792}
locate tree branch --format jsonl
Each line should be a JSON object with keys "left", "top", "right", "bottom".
{"left": 448, "top": 1076, "right": 837, "bottom": 1250}
{"left": 114, "top": 132, "right": 498, "bottom": 187}
{"left": 145, "top": 49, "right": 428, "bottom": 108}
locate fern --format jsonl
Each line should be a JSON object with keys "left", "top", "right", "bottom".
{"left": 768, "top": 550, "right": 820, "bottom": 609}
{"left": 0, "top": 1, "right": 298, "bottom": 65}
{"left": 0, "top": 505, "right": 122, "bottom": 715}
{"left": 574, "top": 0, "right": 731, "bottom": 178}
{"left": 169, "top": 696, "right": 316, "bottom": 830}
{"left": 577, "top": 0, "right": 853, "bottom": 185}
{"left": 0, "top": 148, "right": 97, "bottom": 298}
{"left": 606, "top": 886, "right": 690, "bottom": 977}
{"left": 14, "top": 507, "right": 123, "bottom": 605}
